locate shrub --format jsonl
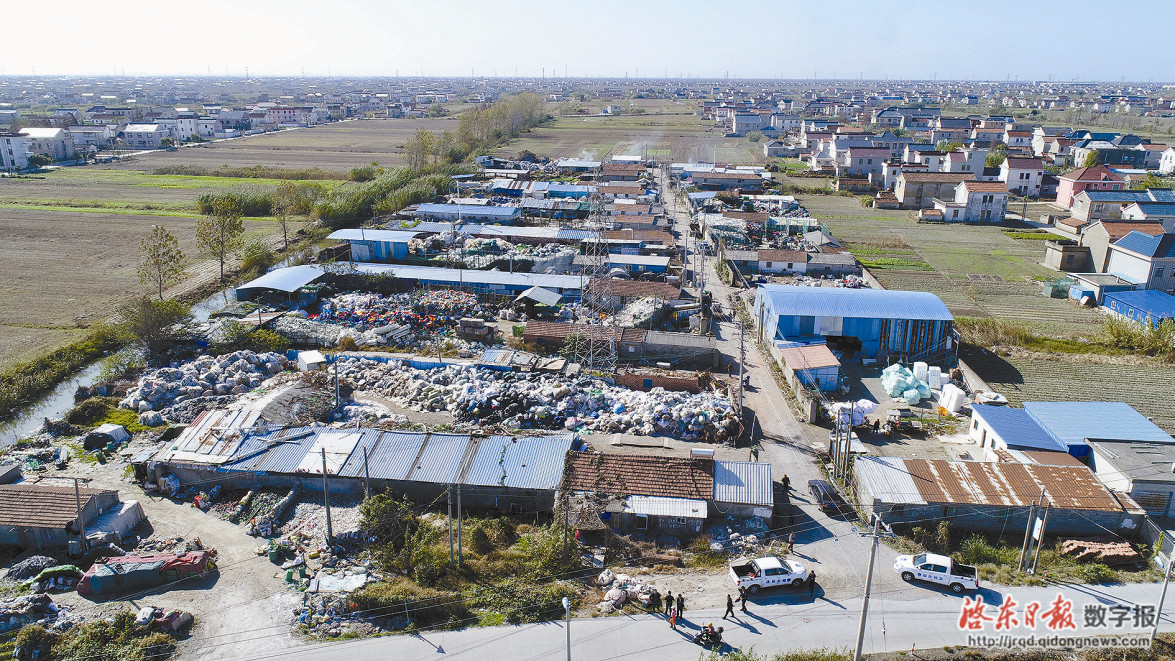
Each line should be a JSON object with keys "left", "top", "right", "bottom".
{"left": 1078, "top": 562, "right": 1116, "bottom": 584}
{"left": 349, "top": 164, "right": 383, "bottom": 182}
{"left": 239, "top": 239, "right": 276, "bottom": 277}
{"left": 745, "top": 131, "right": 763, "bottom": 143}
{"left": 195, "top": 185, "right": 274, "bottom": 217}
{"left": 351, "top": 577, "right": 470, "bottom": 629}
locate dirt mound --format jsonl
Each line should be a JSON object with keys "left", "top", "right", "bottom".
{"left": 1059, "top": 539, "right": 1142, "bottom": 565}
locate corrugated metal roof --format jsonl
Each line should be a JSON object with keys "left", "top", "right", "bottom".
{"left": 417, "top": 203, "right": 520, "bottom": 218}
{"left": 515, "top": 286, "right": 562, "bottom": 307}
{"left": 856, "top": 456, "right": 925, "bottom": 504}
{"left": 970, "top": 405, "right": 1067, "bottom": 452}
{"left": 351, "top": 263, "right": 583, "bottom": 291}
{"left": 498, "top": 434, "right": 575, "bottom": 489}
{"left": 1024, "top": 401, "right": 1174, "bottom": 447}
{"left": 327, "top": 229, "right": 421, "bottom": 243}
{"left": 625, "top": 495, "right": 707, "bottom": 518}
{"left": 859, "top": 456, "right": 1126, "bottom": 511}
{"left": 405, "top": 433, "right": 471, "bottom": 484}
{"left": 713, "top": 460, "right": 772, "bottom": 506}
{"left": 236, "top": 265, "right": 325, "bottom": 293}
{"left": 338, "top": 431, "right": 424, "bottom": 480}
{"left": 757, "top": 284, "right": 953, "bottom": 321}
{"left": 1114, "top": 231, "right": 1175, "bottom": 258}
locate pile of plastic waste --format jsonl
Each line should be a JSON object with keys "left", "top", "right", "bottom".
{"left": 613, "top": 297, "right": 665, "bottom": 329}
{"left": 7, "top": 556, "right": 56, "bottom": 581}
{"left": 314, "top": 290, "right": 482, "bottom": 333}
{"left": 706, "top": 517, "right": 772, "bottom": 553}
{"left": 0, "top": 594, "right": 58, "bottom": 633}
{"left": 880, "top": 363, "right": 931, "bottom": 405}
{"left": 119, "top": 351, "right": 288, "bottom": 414}
{"left": 829, "top": 399, "right": 879, "bottom": 427}
{"left": 333, "top": 357, "right": 739, "bottom": 440}
{"left": 595, "top": 569, "right": 657, "bottom": 613}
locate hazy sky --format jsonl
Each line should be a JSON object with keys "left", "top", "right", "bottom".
{"left": 5, "top": 0, "right": 1170, "bottom": 81}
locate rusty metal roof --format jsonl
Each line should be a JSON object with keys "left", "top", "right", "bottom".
{"left": 858, "top": 457, "right": 1125, "bottom": 512}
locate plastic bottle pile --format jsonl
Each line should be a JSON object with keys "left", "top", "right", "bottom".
{"left": 119, "top": 351, "right": 288, "bottom": 413}
{"left": 314, "top": 291, "right": 481, "bottom": 333}
{"left": 613, "top": 297, "right": 664, "bottom": 329}
{"left": 334, "top": 357, "right": 739, "bottom": 440}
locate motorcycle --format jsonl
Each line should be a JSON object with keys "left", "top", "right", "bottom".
{"left": 693, "top": 626, "right": 724, "bottom": 647}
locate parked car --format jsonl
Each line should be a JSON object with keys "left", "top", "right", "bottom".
{"left": 894, "top": 552, "right": 979, "bottom": 593}
{"left": 730, "top": 556, "right": 810, "bottom": 594}
{"left": 808, "top": 479, "right": 851, "bottom": 516}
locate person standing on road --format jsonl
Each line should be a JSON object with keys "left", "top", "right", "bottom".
{"left": 669, "top": 606, "right": 677, "bottom": 630}
{"left": 782, "top": 474, "right": 790, "bottom": 491}
{"left": 787, "top": 532, "right": 796, "bottom": 554}
{"left": 723, "top": 594, "right": 735, "bottom": 619}
{"left": 738, "top": 586, "right": 748, "bottom": 612}
{"left": 676, "top": 593, "right": 685, "bottom": 619}
{"left": 807, "top": 571, "right": 817, "bottom": 597}
{"left": 664, "top": 590, "right": 673, "bottom": 616}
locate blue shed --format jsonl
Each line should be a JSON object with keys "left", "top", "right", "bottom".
{"left": 327, "top": 229, "right": 420, "bottom": 262}
{"left": 753, "top": 284, "right": 955, "bottom": 363}
{"left": 1103, "top": 290, "right": 1175, "bottom": 328}
{"left": 1023, "top": 401, "right": 1175, "bottom": 458}
{"left": 416, "top": 203, "right": 521, "bottom": 225}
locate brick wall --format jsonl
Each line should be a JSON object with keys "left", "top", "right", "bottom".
{"left": 613, "top": 371, "right": 701, "bottom": 393}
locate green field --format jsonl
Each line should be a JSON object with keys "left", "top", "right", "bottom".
{"left": 497, "top": 102, "right": 765, "bottom": 163}
{"left": 799, "top": 194, "right": 1105, "bottom": 337}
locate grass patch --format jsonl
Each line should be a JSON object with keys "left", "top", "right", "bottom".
{"left": 14, "top": 610, "right": 178, "bottom": 661}
{"left": 1004, "top": 231, "right": 1053, "bottom": 240}
{"left": 152, "top": 164, "right": 348, "bottom": 180}
{"left": 0, "top": 325, "right": 122, "bottom": 422}
{"left": 956, "top": 317, "right": 1121, "bottom": 356}
{"left": 0, "top": 201, "right": 202, "bottom": 218}
{"left": 858, "top": 257, "right": 935, "bottom": 271}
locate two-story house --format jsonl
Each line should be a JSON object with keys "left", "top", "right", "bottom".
{"left": 933, "top": 180, "right": 1009, "bottom": 222}
{"left": 1055, "top": 166, "right": 1125, "bottom": 209}
{"left": 1105, "top": 232, "right": 1175, "bottom": 293}
{"left": 837, "top": 146, "right": 890, "bottom": 178}
{"left": 1080, "top": 221, "right": 1165, "bottom": 272}
{"left": 1071, "top": 188, "right": 1175, "bottom": 222}
{"left": 894, "top": 172, "right": 974, "bottom": 209}
{"left": 999, "top": 157, "right": 1044, "bottom": 197}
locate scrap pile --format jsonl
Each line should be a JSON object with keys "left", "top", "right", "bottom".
{"left": 119, "top": 351, "right": 289, "bottom": 416}
{"left": 595, "top": 569, "right": 658, "bottom": 614}
{"left": 247, "top": 486, "right": 299, "bottom": 538}
{"left": 8, "top": 556, "right": 57, "bottom": 581}
{"left": 706, "top": 517, "right": 772, "bottom": 553}
{"left": 334, "top": 357, "right": 739, "bottom": 440}
{"left": 0, "top": 594, "right": 60, "bottom": 633}
{"left": 309, "top": 291, "right": 484, "bottom": 347}
{"left": 613, "top": 297, "right": 666, "bottom": 329}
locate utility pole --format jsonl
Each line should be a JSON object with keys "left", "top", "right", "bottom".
{"left": 321, "top": 449, "right": 333, "bottom": 545}
{"left": 362, "top": 446, "right": 371, "bottom": 499}
{"left": 1153, "top": 546, "right": 1174, "bottom": 644}
{"left": 737, "top": 319, "right": 745, "bottom": 412}
{"left": 854, "top": 515, "right": 882, "bottom": 661}
{"left": 73, "top": 478, "right": 87, "bottom": 555}
{"left": 562, "top": 597, "right": 572, "bottom": 661}
{"left": 562, "top": 491, "right": 570, "bottom": 563}
{"left": 1030, "top": 500, "right": 1050, "bottom": 574}
{"left": 457, "top": 483, "right": 463, "bottom": 564}
{"left": 448, "top": 485, "right": 455, "bottom": 566}
{"left": 1018, "top": 490, "right": 1041, "bottom": 572}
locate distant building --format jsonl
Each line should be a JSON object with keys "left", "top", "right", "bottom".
{"left": 0, "top": 132, "right": 30, "bottom": 171}
{"left": 1055, "top": 166, "right": 1125, "bottom": 209}
{"left": 999, "top": 157, "right": 1044, "bottom": 197}
{"left": 122, "top": 124, "right": 170, "bottom": 149}
{"left": 19, "top": 127, "right": 75, "bottom": 161}
{"left": 933, "top": 180, "right": 1009, "bottom": 222}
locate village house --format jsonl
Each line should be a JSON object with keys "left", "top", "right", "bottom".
{"left": 0, "top": 132, "right": 31, "bottom": 171}
{"left": 122, "top": 124, "right": 170, "bottom": 149}
{"left": 933, "top": 180, "right": 1009, "bottom": 222}
{"left": 894, "top": 172, "right": 974, "bottom": 209}
{"left": 1071, "top": 188, "right": 1175, "bottom": 222}
{"left": 1104, "top": 231, "right": 1175, "bottom": 293}
{"left": 19, "top": 127, "right": 75, "bottom": 161}
{"left": 1055, "top": 166, "right": 1125, "bottom": 209}
{"left": 998, "top": 157, "right": 1044, "bottom": 197}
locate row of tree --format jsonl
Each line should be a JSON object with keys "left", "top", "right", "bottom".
{"left": 403, "top": 93, "right": 548, "bottom": 169}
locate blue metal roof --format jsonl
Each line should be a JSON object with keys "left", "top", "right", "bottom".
{"left": 1024, "top": 401, "right": 1175, "bottom": 447}
{"left": 327, "top": 229, "right": 421, "bottom": 243}
{"left": 970, "top": 405, "right": 1067, "bottom": 452}
{"left": 417, "top": 203, "right": 520, "bottom": 218}
{"left": 351, "top": 263, "right": 583, "bottom": 291}
{"left": 1113, "top": 231, "right": 1175, "bottom": 258}
{"left": 687, "top": 192, "right": 717, "bottom": 200}
{"left": 235, "top": 265, "right": 325, "bottom": 293}
{"left": 405, "top": 433, "right": 470, "bottom": 484}
{"left": 1083, "top": 190, "right": 1154, "bottom": 202}
{"left": 1103, "top": 289, "right": 1175, "bottom": 320}
{"left": 1133, "top": 202, "right": 1175, "bottom": 215}
{"left": 757, "top": 284, "right": 953, "bottom": 322}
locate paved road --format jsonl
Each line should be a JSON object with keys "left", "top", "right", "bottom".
{"left": 229, "top": 581, "right": 1175, "bottom": 661}
{"left": 658, "top": 170, "right": 886, "bottom": 595}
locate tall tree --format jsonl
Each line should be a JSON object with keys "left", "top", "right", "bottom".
{"left": 404, "top": 128, "right": 436, "bottom": 170}
{"left": 137, "top": 225, "right": 185, "bottom": 300}
{"left": 197, "top": 197, "right": 245, "bottom": 284}
{"left": 272, "top": 180, "right": 298, "bottom": 251}
{"left": 1082, "top": 150, "right": 1101, "bottom": 168}
{"left": 117, "top": 297, "right": 193, "bottom": 356}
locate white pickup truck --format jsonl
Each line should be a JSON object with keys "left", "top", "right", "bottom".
{"left": 730, "top": 556, "right": 810, "bottom": 594}
{"left": 893, "top": 552, "right": 979, "bottom": 593}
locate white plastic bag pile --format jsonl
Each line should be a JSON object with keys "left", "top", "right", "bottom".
{"left": 120, "top": 350, "right": 288, "bottom": 413}
{"left": 829, "top": 399, "right": 878, "bottom": 427}
{"left": 613, "top": 297, "right": 665, "bottom": 329}
{"left": 332, "top": 357, "right": 738, "bottom": 440}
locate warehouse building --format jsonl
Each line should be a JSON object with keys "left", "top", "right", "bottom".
{"left": 415, "top": 203, "right": 521, "bottom": 224}
{"left": 752, "top": 284, "right": 956, "bottom": 364}
{"left": 142, "top": 410, "right": 580, "bottom": 513}
{"left": 1103, "top": 289, "right": 1175, "bottom": 327}
{"left": 326, "top": 229, "right": 422, "bottom": 262}
{"left": 854, "top": 456, "right": 1145, "bottom": 536}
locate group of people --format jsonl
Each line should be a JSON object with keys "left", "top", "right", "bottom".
{"left": 647, "top": 589, "right": 688, "bottom": 630}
